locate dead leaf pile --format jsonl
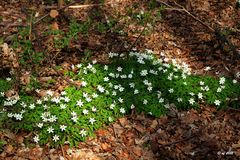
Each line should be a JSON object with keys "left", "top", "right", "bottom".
{"left": 0, "top": 43, "right": 19, "bottom": 70}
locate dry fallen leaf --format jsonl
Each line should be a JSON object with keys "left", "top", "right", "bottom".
{"left": 96, "top": 129, "right": 108, "bottom": 137}
{"left": 71, "top": 149, "right": 101, "bottom": 160}
{"left": 72, "top": 80, "right": 81, "bottom": 87}
{"left": 150, "top": 120, "right": 158, "bottom": 130}
{"left": 29, "top": 146, "right": 43, "bottom": 159}
{"left": 51, "top": 22, "right": 59, "bottom": 30}
{"left": 118, "top": 117, "right": 128, "bottom": 127}
{"left": 119, "top": 149, "right": 130, "bottom": 159}
{"left": 50, "top": 154, "right": 59, "bottom": 160}
{"left": 132, "top": 146, "right": 142, "bottom": 157}
{"left": 135, "top": 136, "right": 150, "bottom": 145}
{"left": 5, "top": 145, "right": 14, "bottom": 154}
{"left": 20, "top": 72, "right": 31, "bottom": 85}
{"left": 232, "top": 143, "right": 240, "bottom": 149}
{"left": 133, "top": 124, "right": 145, "bottom": 134}
{"left": 16, "top": 135, "right": 24, "bottom": 144}
{"left": 101, "top": 143, "right": 110, "bottom": 151}
{"left": 37, "top": 89, "right": 47, "bottom": 97}
{"left": 113, "top": 123, "right": 124, "bottom": 137}
{"left": 135, "top": 114, "right": 145, "bottom": 121}
{"left": 2, "top": 129, "right": 16, "bottom": 140}
{"left": 125, "top": 130, "right": 135, "bottom": 139}
{"left": 50, "top": 10, "right": 59, "bottom": 18}
{"left": 5, "top": 89, "right": 16, "bottom": 98}
{"left": 57, "top": 85, "right": 65, "bottom": 92}
{"left": 236, "top": 149, "right": 240, "bottom": 156}
{"left": 124, "top": 131, "right": 135, "bottom": 146}
{"left": 1, "top": 43, "right": 19, "bottom": 68}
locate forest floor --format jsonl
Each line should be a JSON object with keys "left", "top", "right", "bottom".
{"left": 0, "top": 0, "right": 240, "bottom": 159}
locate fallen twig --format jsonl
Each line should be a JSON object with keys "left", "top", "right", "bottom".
{"left": 42, "top": 2, "right": 114, "bottom": 9}
{"left": 60, "top": 144, "right": 66, "bottom": 158}
{"left": 156, "top": 0, "right": 172, "bottom": 8}
{"left": 156, "top": 0, "right": 215, "bottom": 32}
{"left": 68, "top": 3, "right": 111, "bottom": 9}
{"left": 129, "top": 23, "right": 148, "bottom": 51}
{"left": 0, "top": 23, "right": 27, "bottom": 35}
{"left": 159, "top": 134, "right": 196, "bottom": 148}
{"left": 112, "top": 125, "right": 117, "bottom": 138}
{"left": 0, "top": 22, "right": 25, "bottom": 27}
{"left": 227, "top": 106, "right": 240, "bottom": 112}
{"left": 173, "top": 1, "right": 215, "bottom": 32}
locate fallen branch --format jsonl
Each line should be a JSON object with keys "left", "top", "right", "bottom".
{"left": 173, "top": 1, "right": 215, "bottom": 32}
{"left": 156, "top": 0, "right": 215, "bottom": 32}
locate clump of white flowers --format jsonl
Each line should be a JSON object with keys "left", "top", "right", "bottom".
{"left": 1, "top": 49, "right": 239, "bottom": 146}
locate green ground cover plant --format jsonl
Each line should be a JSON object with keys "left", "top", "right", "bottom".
{"left": 0, "top": 50, "right": 239, "bottom": 147}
